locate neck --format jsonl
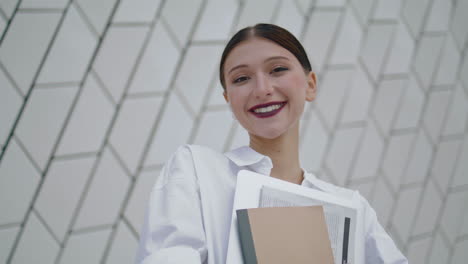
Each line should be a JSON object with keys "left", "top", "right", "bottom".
{"left": 249, "top": 122, "right": 303, "bottom": 184}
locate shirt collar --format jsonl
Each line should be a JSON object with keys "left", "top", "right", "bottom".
{"left": 302, "top": 171, "right": 336, "bottom": 193}
{"left": 225, "top": 146, "right": 332, "bottom": 193}
{"left": 224, "top": 146, "right": 273, "bottom": 175}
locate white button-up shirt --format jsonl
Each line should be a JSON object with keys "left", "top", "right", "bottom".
{"left": 136, "top": 145, "right": 408, "bottom": 264}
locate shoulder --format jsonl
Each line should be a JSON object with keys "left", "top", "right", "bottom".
{"left": 167, "top": 144, "right": 224, "bottom": 162}
{"left": 184, "top": 144, "right": 223, "bottom": 157}
{"left": 304, "top": 172, "right": 375, "bottom": 212}
{"left": 305, "top": 174, "right": 381, "bottom": 232}
{"left": 304, "top": 172, "right": 357, "bottom": 200}
{"left": 165, "top": 144, "right": 230, "bottom": 174}
{"left": 180, "top": 144, "right": 229, "bottom": 164}
{"left": 153, "top": 145, "right": 209, "bottom": 188}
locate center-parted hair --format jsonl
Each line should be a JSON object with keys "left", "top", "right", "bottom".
{"left": 219, "top": 23, "right": 312, "bottom": 89}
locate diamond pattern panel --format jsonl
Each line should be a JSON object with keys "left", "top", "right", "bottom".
{"left": 329, "top": 8, "right": 362, "bottom": 65}
{"left": 1, "top": 1, "right": 468, "bottom": 263}
{"left": 411, "top": 180, "right": 442, "bottom": 236}
{"left": 75, "top": 0, "right": 117, "bottom": 36}
{"left": 93, "top": 26, "right": 149, "bottom": 103}
{"left": 451, "top": 0, "right": 468, "bottom": 49}
{"left": 20, "top": 0, "right": 67, "bottom": 9}
{"left": 423, "top": 90, "right": 452, "bottom": 143}
{"left": 382, "top": 132, "right": 415, "bottom": 191}
{"left": 360, "top": 23, "right": 395, "bottom": 82}
{"left": 145, "top": 94, "right": 194, "bottom": 166}
{"left": 104, "top": 221, "right": 138, "bottom": 264}
{"left": 373, "top": 0, "right": 402, "bottom": 20}
{"left": 0, "top": 139, "right": 40, "bottom": 225}
{"left": 340, "top": 65, "right": 373, "bottom": 124}
{"left": 351, "top": 120, "right": 384, "bottom": 181}
{"left": 402, "top": 0, "right": 431, "bottom": 37}
{"left": 443, "top": 84, "right": 468, "bottom": 137}
{"left": 427, "top": 231, "right": 450, "bottom": 264}
{"left": 440, "top": 190, "right": 468, "bottom": 244}
{"left": 300, "top": 111, "right": 329, "bottom": 172}
{"left": 36, "top": 4, "right": 97, "bottom": 84}
{"left": 413, "top": 35, "right": 445, "bottom": 89}
{"left": 175, "top": 44, "right": 223, "bottom": 114}
{"left": 273, "top": 0, "right": 303, "bottom": 38}
{"left": 425, "top": 0, "right": 452, "bottom": 32}
{"left": 0, "top": 226, "right": 19, "bottom": 264}
{"left": 73, "top": 147, "right": 130, "bottom": 230}
{"left": 350, "top": 0, "right": 373, "bottom": 25}
{"left": 391, "top": 186, "right": 423, "bottom": 246}
{"left": 55, "top": 74, "right": 114, "bottom": 155}
{"left": 0, "top": 0, "right": 17, "bottom": 20}
{"left": 236, "top": 0, "right": 277, "bottom": 30}
{"left": 112, "top": 0, "right": 161, "bottom": 23}
{"left": 316, "top": 68, "right": 354, "bottom": 129}
{"left": 432, "top": 139, "right": 462, "bottom": 192}
{"left": 402, "top": 129, "right": 433, "bottom": 185}
{"left": 0, "top": 68, "right": 22, "bottom": 145}
{"left": 393, "top": 75, "right": 424, "bottom": 130}
{"left": 193, "top": 0, "right": 238, "bottom": 41}
{"left": 34, "top": 156, "right": 95, "bottom": 241}
{"left": 372, "top": 78, "right": 407, "bottom": 135}
{"left": 109, "top": 96, "right": 163, "bottom": 175}
{"left": 407, "top": 237, "right": 431, "bottom": 264}
{"left": 10, "top": 212, "right": 60, "bottom": 264}
{"left": 452, "top": 137, "right": 468, "bottom": 188}
{"left": 162, "top": 0, "right": 202, "bottom": 47}
{"left": 434, "top": 36, "right": 460, "bottom": 86}
{"left": 0, "top": 15, "right": 6, "bottom": 36}
{"left": 128, "top": 22, "right": 180, "bottom": 94}
{"left": 0, "top": 12, "right": 61, "bottom": 94}
{"left": 58, "top": 228, "right": 112, "bottom": 264}
{"left": 193, "top": 109, "right": 233, "bottom": 151}
{"left": 124, "top": 168, "right": 160, "bottom": 235}
{"left": 325, "top": 126, "right": 363, "bottom": 185}
{"left": 383, "top": 22, "right": 414, "bottom": 75}
{"left": 371, "top": 176, "right": 395, "bottom": 227}
{"left": 15, "top": 85, "right": 78, "bottom": 171}
{"left": 302, "top": 9, "right": 341, "bottom": 73}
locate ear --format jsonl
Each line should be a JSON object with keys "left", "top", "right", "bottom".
{"left": 223, "top": 90, "right": 229, "bottom": 103}
{"left": 305, "top": 71, "right": 317, "bottom": 102}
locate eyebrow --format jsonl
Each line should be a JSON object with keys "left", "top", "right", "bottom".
{"left": 227, "top": 56, "right": 290, "bottom": 75}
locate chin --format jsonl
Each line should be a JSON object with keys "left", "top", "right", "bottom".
{"left": 250, "top": 128, "right": 285, "bottom": 140}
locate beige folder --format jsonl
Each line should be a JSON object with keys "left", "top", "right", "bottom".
{"left": 237, "top": 206, "right": 334, "bottom": 264}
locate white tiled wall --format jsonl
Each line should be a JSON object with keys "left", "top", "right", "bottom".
{"left": 0, "top": 0, "right": 467, "bottom": 263}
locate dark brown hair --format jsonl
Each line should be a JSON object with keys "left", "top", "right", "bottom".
{"left": 219, "top": 23, "right": 312, "bottom": 89}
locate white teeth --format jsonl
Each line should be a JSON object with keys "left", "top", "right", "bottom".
{"left": 253, "top": 104, "right": 282, "bottom": 113}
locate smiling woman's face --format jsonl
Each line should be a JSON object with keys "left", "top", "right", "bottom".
{"left": 223, "top": 37, "right": 316, "bottom": 140}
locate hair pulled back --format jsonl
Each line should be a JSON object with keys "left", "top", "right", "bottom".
{"left": 219, "top": 23, "right": 312, "bottom": 89}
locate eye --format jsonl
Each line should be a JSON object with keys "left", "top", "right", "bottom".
{"left": 271, "top": 66, "right": 289, "bottom": 74}
{"left": 233, "top": 76, "right": 250, "bottom": 84}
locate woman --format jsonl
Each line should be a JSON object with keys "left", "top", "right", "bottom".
{"left": 136, "top": 23, "right": 407, "bottom": 264}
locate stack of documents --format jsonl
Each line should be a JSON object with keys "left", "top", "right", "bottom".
{"left": 226, "top": 170, "right": 362, "bottom": 264}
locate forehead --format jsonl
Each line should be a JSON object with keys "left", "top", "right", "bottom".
{"left": 224, "top": 38, "right": 298, "bottom": 71}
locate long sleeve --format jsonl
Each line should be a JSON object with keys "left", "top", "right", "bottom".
{"left": 362, "top": 197, "right": 408, "bottom": 264}
{"left": 135, "top": 146, "right": 207, "bottom": 264}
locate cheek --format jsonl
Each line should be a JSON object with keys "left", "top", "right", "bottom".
{"left": 228, "top": 86, "right": 250, "bottom": 101}
{"left": 227, "top": 91, "right": 246, "bottom": 112}
{"left": 278, "top": 75, "right": 308, "bottom": 96}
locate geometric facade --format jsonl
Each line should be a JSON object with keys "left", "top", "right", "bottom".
{"left": 0, "top": 0, "right": 467, "bottom": 263}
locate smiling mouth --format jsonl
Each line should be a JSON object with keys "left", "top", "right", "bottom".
{"left": 249, "top": 101, "right": 287, "bottom": 118}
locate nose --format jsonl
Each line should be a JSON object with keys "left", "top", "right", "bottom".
{"left": 253, "top": 73, "right": 273, "bottom": 99}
